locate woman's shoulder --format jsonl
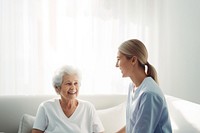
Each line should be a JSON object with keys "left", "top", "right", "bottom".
{"left": 78, "top": 99, "right": 93, "bottom": 105}
{"left": 77, "top": 99, "right": 95, "bottom": 109}
{"left": 39, "top": 98, "right": 59, "bottom": 107}
{"left": 139, "top": 88, "right": 165, "bottom": 104}
{"left": 142, "top": 77, "right": 162, "bottom": 93}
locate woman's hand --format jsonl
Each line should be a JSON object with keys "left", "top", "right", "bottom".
{"left": 32, "top": 129, "right": 44, "bottom": 133}
{"left": 116, "top": 126, "right": 126, "bottom": 133}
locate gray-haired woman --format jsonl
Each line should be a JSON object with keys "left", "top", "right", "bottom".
{"left": 32, "top": 65, "right": 104, "bottom": 133}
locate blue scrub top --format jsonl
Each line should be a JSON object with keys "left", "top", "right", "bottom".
{"left": 126, "top": 77, "right": 172, "bottom": 133}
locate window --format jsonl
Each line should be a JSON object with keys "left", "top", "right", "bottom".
{"left": 0, "top": 0, "right": 159, "bottom": 95}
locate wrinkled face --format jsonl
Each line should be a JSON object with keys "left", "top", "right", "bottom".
{"left": 58, "top": 74, "right": 80, "bottom": 100}
{"left": 116, "top": 51, "right": 133, "bottom": 77}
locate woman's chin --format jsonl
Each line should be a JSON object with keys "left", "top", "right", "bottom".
{"left": 122, "top": 74, "right": 127, "bottom": 78}
{"left": 122, "top": 75, "right": 130, "bottom": 79}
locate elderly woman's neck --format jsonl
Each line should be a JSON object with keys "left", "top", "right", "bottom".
{"left": 60, "top": 98, "right": 78, "bottom": 109}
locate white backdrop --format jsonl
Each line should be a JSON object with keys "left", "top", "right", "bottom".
{"left": 0, "top": 0, "right": 161, "bottom": 95}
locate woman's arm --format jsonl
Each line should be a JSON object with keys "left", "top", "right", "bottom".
{"left": 133, "top": 93, "right": 163, "bottom": 132}
{"left": 32, "top": 129, "right": 44, "bottom": 133}
{"left": 116, "top": 126, "right": 126, "bottom": 133}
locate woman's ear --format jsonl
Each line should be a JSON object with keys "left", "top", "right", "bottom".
{"left": 131, "top": 56, "right": 137, "bottom": 65}
{"left": 55, "top": 86, "right": 61, "bottom": 94}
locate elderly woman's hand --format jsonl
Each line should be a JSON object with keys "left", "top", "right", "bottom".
{"left": 115, "top": 126, "right": 125, "bottom": 133}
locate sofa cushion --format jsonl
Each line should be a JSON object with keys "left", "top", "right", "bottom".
{"left": 18, "top": 114, "right": 35, "bottom": 133}
{"left": 97, "top": 102, "right": 126, "bottom": 133}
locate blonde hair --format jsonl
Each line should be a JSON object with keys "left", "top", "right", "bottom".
{"left": 118, "top": 39, "right": 158, "bottom": 83}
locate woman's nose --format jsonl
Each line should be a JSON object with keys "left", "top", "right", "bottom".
{"left": 70, "top": 83, "right": 76, "bottom": 88}
{"left": 115, "top": 61, "right": 119, "bottom": 67}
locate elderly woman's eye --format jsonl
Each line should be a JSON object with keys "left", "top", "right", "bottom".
{"left": 74, "top": 82, "right": 79, "bottom": 85}
{"left": 65, "top": 82, "right": 72, "bottom": 86}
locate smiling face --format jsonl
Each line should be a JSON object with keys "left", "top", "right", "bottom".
{"left": 116, "top": 51, "right": 133, "bottom": 77}
{"left": 58, "top": 74, "right": 80, "bottom": 100}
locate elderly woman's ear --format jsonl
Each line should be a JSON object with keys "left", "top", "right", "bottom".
{"left": 55, "top": 86, "right": 60, "bottom": 94}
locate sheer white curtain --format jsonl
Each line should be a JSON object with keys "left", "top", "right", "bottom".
{"left": 0, "top": 0, "right": 160, "bottom": 95}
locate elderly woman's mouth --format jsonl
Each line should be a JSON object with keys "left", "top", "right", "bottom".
{"left": 68, "top": 91, "right": 77, "bottom": 95}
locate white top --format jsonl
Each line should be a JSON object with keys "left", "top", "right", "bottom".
{"left": 126, "top": 77, "right": 172, "bottom": 133}
{"left": 33, "top": 98, "right": 104, "bottom": 133}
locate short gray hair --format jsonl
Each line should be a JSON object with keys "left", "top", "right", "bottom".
{"left": 52, "top": 65, "right": 81, "bottom": 90}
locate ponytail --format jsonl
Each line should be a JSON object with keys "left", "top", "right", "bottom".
{"left": 146, "top": 62, "right": 158, "bottom": 84}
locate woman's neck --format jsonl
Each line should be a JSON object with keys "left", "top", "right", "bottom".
{"left": 60, "top": 98, "right": 78, "bottom": 109}
{"left": 130, "top": 68, "right": 147, "bottom": 88}
{"left": 59, "top": 98, "right": 78, "bottom": 117}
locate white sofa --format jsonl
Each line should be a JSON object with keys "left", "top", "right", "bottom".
{"left": 0, "top": 94, "right": 200, "bottom": 133}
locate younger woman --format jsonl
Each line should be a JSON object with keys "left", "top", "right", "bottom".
{"left": 116, "top": 39, "right": 172, "bottom": 133}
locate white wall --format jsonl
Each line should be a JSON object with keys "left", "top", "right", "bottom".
{"left": 158, "top": 0, "right": 200, "bottom": 104}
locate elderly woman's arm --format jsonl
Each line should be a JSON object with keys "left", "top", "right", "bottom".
{"left": 116, "top": 126, "right": 126, "bottom": 133}
{"left": 32, "top": 129, "right": 44, "bottom": 133}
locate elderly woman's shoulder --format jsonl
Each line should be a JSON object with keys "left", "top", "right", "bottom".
{"left": 78, "top": 99, "right": 96, "bottom": 109}
{"left": 39, "top": 98, "right": 59, "bottom": 107}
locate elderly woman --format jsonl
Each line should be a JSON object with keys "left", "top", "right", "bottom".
{"left": 32, "top": 65, "right": 104, "bottom": 133}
